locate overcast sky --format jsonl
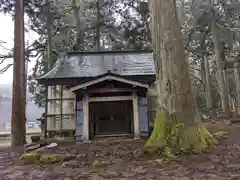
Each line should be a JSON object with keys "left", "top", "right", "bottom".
{"left": 0, "top": 13, "right": 38, "bottom": 85}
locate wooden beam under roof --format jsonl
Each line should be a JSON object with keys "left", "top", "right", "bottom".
{"left": 70, "top": 75, "right": 149, "bottom": 92}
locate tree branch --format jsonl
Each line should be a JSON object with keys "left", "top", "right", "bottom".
{"left": 0, "top": 63, "right": 13, "bottom": 74}
{"left": 0, "top": 53, "right": 13, "bottom": 64}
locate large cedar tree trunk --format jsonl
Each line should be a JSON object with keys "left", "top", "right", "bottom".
{"left": 11, "top": 0, "right": 26, "bottom": 147}
{"left": 146, "top": 0, "right": 216, "bottom": 154}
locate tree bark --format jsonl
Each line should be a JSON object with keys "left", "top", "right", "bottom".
{"left": 203, "top": 56, "right": 213, "bottom": 109}
{"left": 211, "top": 10, "right": 231, "bottom": 116}
{"left": 11, "top": 0, "right": 26, "bottom": 147}
{"left": 96, "top": 0, "right": 101, "bottom": 51}
{"left": 146, "top": 0, "right": 216, "bottom": 154}
{"left": 234, "top": 61, "right": 240, "bottom": 114}
{"left": 46, "top": 0, "right": 53, "bottom": 69}
{"left": 43, "top": 0, "right": 53, "bottom": 138}
{"left": 199, "top": 29, "right": 213, "bottom": 110}
{"left": 72, "top": 0, "right": 85, "bottom": 51}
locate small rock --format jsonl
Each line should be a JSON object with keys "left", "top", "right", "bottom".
{"left": 99, "top": 171, "right": 119, "bottom": 178}
{"left": 63, "top": 154, "right": 77, "bottom": 162}
{"left": 92, "top": 160, "right": 112, "bottom": 168}
{"left": 20, "top": 153, "right": 41, "bottom": 164}
{"left": 45, "top": 143, "right": 58, "bottom": 149}
{"left": 24, "top": 144, "right": 41, "bottom": 152}
{"left": 39, "top": 154, "right": 63, "bottom": 164}
{"left": 112, "top": 158, "right": 124, "bottom": 164}
{"left": 24, "top": 143, "right": 37, "bottom": 149}
{"left": 37, "top": 171, "right": 59, "bottom": 179}
{"left": 27, "top": 143, "right": 56, "bottom": 153}
{"left": 21, "top": 153, "right": 63, "bottom": 164}
{"left": 120, "top": 171, "right": 136, "bottom": 178}
{"left": 213, "top": 131, "right": 228, "bottom": 139}
{"left": 134, "top": 167, "right": 147, "bottom": 175}
{"left": 119, "top": 151, "right": 130, "bottom": 157}
{"left": 226, "top": 164, "right": 240, "bottom": 170}
{"left": 77, "top": 154, "right": 88, "bottom": 161}
{"left": 133, "top": 149, "right": 144, "bottom": 158}
{"left": 76, "top": 171, "right": 90, "bottom": 178}
{"left": 62, "top": 161, "right": 79, "bottom": 168}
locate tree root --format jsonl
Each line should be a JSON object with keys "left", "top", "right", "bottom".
{"left": 145, "top": 110, "right": 217, "bottom": 156}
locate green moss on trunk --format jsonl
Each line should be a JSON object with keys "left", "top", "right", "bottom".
{"left": 145, "top": 110, "right": 217, "bottom": 155}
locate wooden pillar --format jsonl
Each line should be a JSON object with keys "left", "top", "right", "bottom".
{"left": 133, "top": 92, "right": 140, "bottom": 139}
{"left": 83, "top": 93, "right": 89, "bottom": 141}
{"left": 44, "top": 85, "right": 50, "bottom": 138}
{"left": 60, "top": 85, "right": 63, "bottom": 137}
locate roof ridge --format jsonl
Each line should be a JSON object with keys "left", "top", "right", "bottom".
{"left": 37, "top": 52, "right": 155, "bottom": 80}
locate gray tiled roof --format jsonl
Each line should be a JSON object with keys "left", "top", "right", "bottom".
{"left": 38, "top": 52, "right": 156, "bottom": 80}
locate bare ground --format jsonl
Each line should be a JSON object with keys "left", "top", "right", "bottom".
{"left": 0, "top": 121, "right": 240, "bottom": 180}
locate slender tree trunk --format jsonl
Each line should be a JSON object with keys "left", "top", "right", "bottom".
{"left": 234, "top": 61, "right": 240, "bottom": 114}
{"left": 201, "top": 57, "right": 207, "bottom": 100}
{"left": 146, "top": 0, "right": 216, "bottom": 154}
{"left": 11, "top": 0, "right": 26, "bottom": 147}
{"left": 43, "top": 0, "right": 53, "bottom": 138}
{"left": 211, "top": 10, "right": 231, "bottom": 116}
{"left": 46, "top": 0, "right": 53, "bottom": 69}
{"left": 234, "top": 19, "right": 240, "bottom": 115}
{"left": 199, "top": 29, "right": 213, "bottom": 110}
{"left": 223, "top": 69, "right": 232, "bottom": 110}
{"left": 203, "top": 56, "right": 213, "bottom": 109}
{"left": 96, "top": 0, "right": 101, "bottom": 51}
{"left": 72, "top": 0, "right": 85, "bottom": 51}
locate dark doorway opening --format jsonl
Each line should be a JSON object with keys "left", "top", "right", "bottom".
{"left": 89, "top": 100, "right": 133, "bottom": 138}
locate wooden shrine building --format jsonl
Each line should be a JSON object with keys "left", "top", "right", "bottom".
{"left": 37, "top": 51, "right": 156, "bottom": 141}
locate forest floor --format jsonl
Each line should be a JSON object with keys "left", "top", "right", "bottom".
{"left": 0, "top": 121, "right": 240, "bottom": 180}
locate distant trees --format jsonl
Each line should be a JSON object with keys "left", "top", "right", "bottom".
{"left": 1, "top": 0, "right": 152, "bottom": 107}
